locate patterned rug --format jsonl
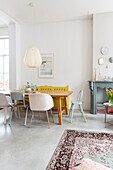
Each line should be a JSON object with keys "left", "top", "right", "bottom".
{"left": 46, "top": 130, "right": 113, "bottom": 170}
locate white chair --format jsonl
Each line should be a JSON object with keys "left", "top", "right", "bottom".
{"left": 0, "top": 93, "right": 12, "bottom": 124}
{"left": 69, "top": 90, "right": 87, "bottom": 123}
{"left": 29, "top": 93, "right": 54, "bottom": 128}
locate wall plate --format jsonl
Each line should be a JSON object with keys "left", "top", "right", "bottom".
{"left": 100, "top": 47, "right": 109, "bottom": 55}
{"left": 98, "top": 57, "right": 104, "bottom": 65}
{"left": 109, "top": 57, "right": 113, "bottom": 63}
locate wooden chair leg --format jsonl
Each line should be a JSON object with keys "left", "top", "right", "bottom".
{"left": 50, "top": 109, "right": 54, "bottom": 123}
{"left": 39, "top": 111, "right": 40, "bottom": 120}
{"left": 29, "top": 112, "right": 34, "bottom": 128}
{"left": 46, "top": 111, "right": 50, "bottom": 128}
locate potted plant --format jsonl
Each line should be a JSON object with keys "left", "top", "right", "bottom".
{"left": 26, "top": 82, "right": 31, "bottom": 91}
{"left": 106, "top": 88, "right": 113, "bottom": 105}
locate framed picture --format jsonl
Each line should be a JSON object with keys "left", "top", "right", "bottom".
{"left": 38, "top": 53, "right": 54, "bottom": 78}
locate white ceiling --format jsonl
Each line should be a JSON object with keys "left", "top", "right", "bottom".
{"left": 0, "top": 0, "right": 113, "bottom": 24}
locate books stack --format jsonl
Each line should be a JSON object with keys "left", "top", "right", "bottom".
{"left": 96, "top": 102, "right": 105, "bottom": 113}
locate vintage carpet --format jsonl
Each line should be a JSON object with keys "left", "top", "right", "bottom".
{"left": 46, "top": 130, "right": 113, "bottom": 170}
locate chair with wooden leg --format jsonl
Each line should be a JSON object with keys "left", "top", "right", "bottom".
{"left": 29, "top": 93, "right": 54, "bottom": 128}
{"left": 69, "top": 90, "right": 87, "bottom": 123}
{"left": 0, "top": 93, "right": 12, "bottom": 124}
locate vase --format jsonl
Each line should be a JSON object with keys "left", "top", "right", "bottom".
{"left": 26, "top": 87, "right": 31, "bottom": 91}
{"left": 109, "top": 98, "right": 113, "bottom": 106}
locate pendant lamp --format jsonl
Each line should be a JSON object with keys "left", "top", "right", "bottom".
{"left": 24, "top": 47, "right": 42, "bottom": 68}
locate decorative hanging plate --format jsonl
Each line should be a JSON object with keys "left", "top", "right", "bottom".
{"left": 100, "top": 47, "right": 109, "bottom": 55}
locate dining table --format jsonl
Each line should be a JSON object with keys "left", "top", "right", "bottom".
{"left": 2, "top": 90, "right": 73, "bottom": 125}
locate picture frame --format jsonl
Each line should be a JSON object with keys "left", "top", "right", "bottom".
{"left": 38, "top": 53, "right": 54, "bottom": 78}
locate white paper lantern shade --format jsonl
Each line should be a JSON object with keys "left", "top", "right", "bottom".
{"left": 24, "top": 47, "right": 42, "bottom": 68}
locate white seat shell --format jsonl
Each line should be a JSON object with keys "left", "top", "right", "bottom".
{"left": 29, "top": 93, "right": 54, "bottom": 128}
{"left": 29, "top": 93, "right": 54, "bottom": 111}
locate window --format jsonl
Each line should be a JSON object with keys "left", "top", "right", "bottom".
{"left": 0, "top": 38, "right": 9, "bottom": 90}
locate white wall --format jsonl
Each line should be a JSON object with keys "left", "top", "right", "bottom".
{"left": 93, "top": 12, "right": 113, "bottom": 80}
{"left": 0, "top": 27, "right": 8, "bottom": 36}
{"left": 18, "top": 19, "right": 92, "bottom": 110}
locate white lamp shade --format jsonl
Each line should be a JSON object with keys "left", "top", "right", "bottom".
{"left": 24, "top": 47, "right": 42, "bottom": 68}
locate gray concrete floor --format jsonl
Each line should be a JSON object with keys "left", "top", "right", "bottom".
{"left": 0, "top": 109, "right": 113, "bottom": 170}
